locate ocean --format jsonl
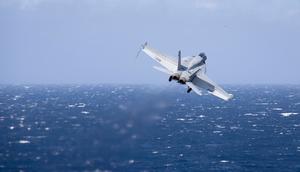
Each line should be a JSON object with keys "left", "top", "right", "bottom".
{"left": 0, "top": 85, "right": 300, "bottom": 171}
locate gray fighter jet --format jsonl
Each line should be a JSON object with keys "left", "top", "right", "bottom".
{"left": 141, "top": 42, "right": 233, "bottom": 101}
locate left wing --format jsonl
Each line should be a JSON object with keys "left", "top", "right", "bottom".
{"left": 142, "top": 43, "right": 177, "bottom": 73}
{"left": 190, "top": 72, "right": 233, "bottom": 101}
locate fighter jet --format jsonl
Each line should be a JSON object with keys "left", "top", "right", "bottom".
{"left": 141, "top": 42, "right": 233, "bottom": 101}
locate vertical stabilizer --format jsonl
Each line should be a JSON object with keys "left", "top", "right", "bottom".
{"left": 177, "top": 50, "right": 182, "bottom": 71}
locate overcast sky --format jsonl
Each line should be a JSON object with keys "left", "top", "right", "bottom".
{"left": 1, "top": 0, "right": 300, "bottom": 84}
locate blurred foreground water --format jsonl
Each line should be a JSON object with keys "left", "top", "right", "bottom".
{"left": 0, "top": 85, "right": 300, "bottom": 171}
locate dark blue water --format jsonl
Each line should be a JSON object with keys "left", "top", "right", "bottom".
{"left": 0, "top": 85, "right": 300, "bottom": 172}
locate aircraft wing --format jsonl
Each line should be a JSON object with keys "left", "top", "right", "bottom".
{"left": 142, "top": 43, "right": 177, "bottom": 73}
{"left": 191, "top": 72, "right": 233, "bottom": 101}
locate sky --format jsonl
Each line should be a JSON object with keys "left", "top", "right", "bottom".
{"left": 0, "top": 0, "right": 300, "bottom": 85}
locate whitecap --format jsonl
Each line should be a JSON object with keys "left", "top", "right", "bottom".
{"left": 13, "top": 95, "right": 21, "bottom": 101}
{"left": 272, "top": 108, "right": 283, "bottom": 111}
{"left": 77, "top": 103, "right": 86, "bottom": 108}
{"left": 164, "top": 163, "right": 173, "bottom": 167}
{"left": 213, "top": 131, "right": 222, "bottom": 134}
{"left": 19, "top": 140, "right": 30, "bottom": 144}
{"left": 176, "top": 118, "right": 185, "bottom": 121}
{"left": 216, "top": 125, "right": 225, "bottom": 129}
{"left": 220, "top": 160, "right": 229, "bottom": 163}
{"left": 152, "top": 151, "right": 159, "bottom": 154}
{"left": 230, "top": 126, "right": 239, "bottom": 130}
{"left": 255, "top": 103, "right": 269, "bottom": 105}
{"left": 81, "top": 111, "right": 90, "bottom": 114}
{"left": 281, "top": 112, "right": 298, "bottom": 117}
{"left": 251, "top": 129, "right": 264, "bottom": 132}
{"left": 68, "top": 104, "right": 76, "bottom": 108}
{"left": 244, "top": 113, "right": 258, "bottom": 116}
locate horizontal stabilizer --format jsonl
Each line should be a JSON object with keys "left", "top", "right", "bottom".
{"left": 186, "top": 82, "right": 202, "bottom": 95}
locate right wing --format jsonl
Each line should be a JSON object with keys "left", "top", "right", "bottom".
{"left": 142, "top": 43, "right": 177, "bottom": 73}
{"left": 190, "top": 72, "right": 233, "bottom": 101}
